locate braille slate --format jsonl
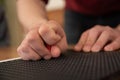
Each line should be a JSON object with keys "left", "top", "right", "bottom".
{"left": 0, "top": 51, "right": 120, "bottom": 80}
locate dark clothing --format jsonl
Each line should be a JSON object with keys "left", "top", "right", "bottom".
{"left": 64, "top": 9, "right": 120, "bottom": 44}
{"left": 65, "top": 0, "right": 120, "bottom": 15}
{"left": 44, "top": 0, "right": 120, "bottom": 15}
{"left": 0, "top": 6, "right": 9, "bottom": 46}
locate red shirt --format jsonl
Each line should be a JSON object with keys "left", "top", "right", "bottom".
{"left": 43, "top": 0, "right": 120, "bottom": 15}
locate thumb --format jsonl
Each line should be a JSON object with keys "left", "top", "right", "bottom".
{"left": 39, "top": 25, "right": 61, "bottom": 45}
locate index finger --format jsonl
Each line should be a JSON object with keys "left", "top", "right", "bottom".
{"left": 39, "top": 25, "right": 61, "bottom": 45}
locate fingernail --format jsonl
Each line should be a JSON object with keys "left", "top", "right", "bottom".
{"left": 105, "top": 46, "right": 113, "bottom": 51}
{"left": 83, "top": 46, "right": 91, "bottom": 52}
{"left": 92, "top": 46, "right": 100, "bottom": 52}
{"left": 74, "top": 46, "right": 81, "bottom": 51}
{"left": 44, "top": 55, "right": 51, "bottom": 60}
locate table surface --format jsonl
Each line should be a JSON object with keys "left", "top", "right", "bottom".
{"left": 0, "top": 47, "right": 19, "bottom": 60}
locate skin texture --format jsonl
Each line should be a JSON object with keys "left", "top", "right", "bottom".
{"left": 17, "top": 0, "right": 120, "bottom": 60}
{"left": 17, "top": 20, "right": 68, "bottom": 60}
{"left": 74, "top": 25, "right": 120, "bottom": 52}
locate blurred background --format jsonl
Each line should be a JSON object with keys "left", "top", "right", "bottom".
{"left": 2, "top": 0, "right": 65, "bottom": 47}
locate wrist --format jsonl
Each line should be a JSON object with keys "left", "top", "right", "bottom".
{"left": 24, "top": 19, "right": 48, "bottom": 33}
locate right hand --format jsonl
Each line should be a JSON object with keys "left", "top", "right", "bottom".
{"left": 17, "top": 20, "right": 68, "bottom": 60}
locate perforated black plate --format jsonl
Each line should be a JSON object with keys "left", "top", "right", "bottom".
{"left": 0, "top": 51, "right": 120, "bottom": 80}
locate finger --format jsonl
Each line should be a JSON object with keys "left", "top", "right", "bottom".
{"left": 40, "top": 21, "right": 68, "bottom": 53}
{"left": 51, "top": 45, "right": 61, "bottom": 58}
{"left": 74, "top": 30, "right": 89, "bottom": 51}
{"left": 104, "top": 38, "right": 120, "bottom": 51}
{"left": 39, "top": 24, "right": 61, "bottom": 45}
{"left": 17, "top": 44, "right": 41, "bottom": 60}
{"left": 48, "top": 20, "right": 65, "bottom": 37}
{"left": 56, "top": 36, "right": 68, "bottom": 52}
{"left": 25, "top": 30, "right": 52, "bottom": 59}
{"left": 48, "top": 21, "right": 68, "bottom": 51}
{"left": 83, "top": 29, "right": 101, "bottom": 52}
{"left": 91, "top": 31, "right": 111, "bottom": 52}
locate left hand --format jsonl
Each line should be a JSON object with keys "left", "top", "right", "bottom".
{"left": 74, "top": 25, "right": 120, "bottom": 52}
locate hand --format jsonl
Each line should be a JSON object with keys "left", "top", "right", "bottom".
{"left": 74, "top": 25, "right": 120, "bottom": 52}
{"left": 17, "top": 20, "right": 68, "bottom": 60}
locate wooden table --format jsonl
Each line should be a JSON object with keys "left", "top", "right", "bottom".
{"left": 0, "top": 47, "right": 19, "bottom": 60}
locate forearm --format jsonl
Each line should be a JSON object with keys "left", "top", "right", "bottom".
{"left": 16, "top": 0, "right": 48, "bottom": 31}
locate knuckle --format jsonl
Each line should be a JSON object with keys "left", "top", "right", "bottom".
{"left": 39, "top": 26, "right": 48, "bottom": 35}
{"left": 89, "top": 28, "right": 98, "bottom": 34}
{"left": 105, "top": 26, "right": 110, "bottom": 28}
{"left": 17, "top": 45, "right": 29, "bottom": 54}
{"left": 103, "top": 30, "right": 109, "bottom": 34}
{"left": 82, "top": 31, "right": 88, "bottom": 37}
{"left": 103, "top": 29, "right": 111, "bottom": 35}
{"left": 17, "top": 48, "right": 30, "bottom": 60}
{"left": 27, "top": 34, "right": 36, "bottom": 43}
{"left": 46, "top": 36, "right": 60, "bottom": 45}
{"left": 94, "top": 25, "right": 101, "bottom": 29}
{"left": 50, "top": 35, "right": 59, "bottom": 41}
{"left": 105, "top": 26, "right": 112, "bottom": 31}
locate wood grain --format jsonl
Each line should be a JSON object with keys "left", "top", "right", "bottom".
{"left": 0, "top": 47, "right": 19, "bottom": 60}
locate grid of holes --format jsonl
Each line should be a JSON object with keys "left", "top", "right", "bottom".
{"left": 0, "top": 51, "right": 120, "bottom": 80}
